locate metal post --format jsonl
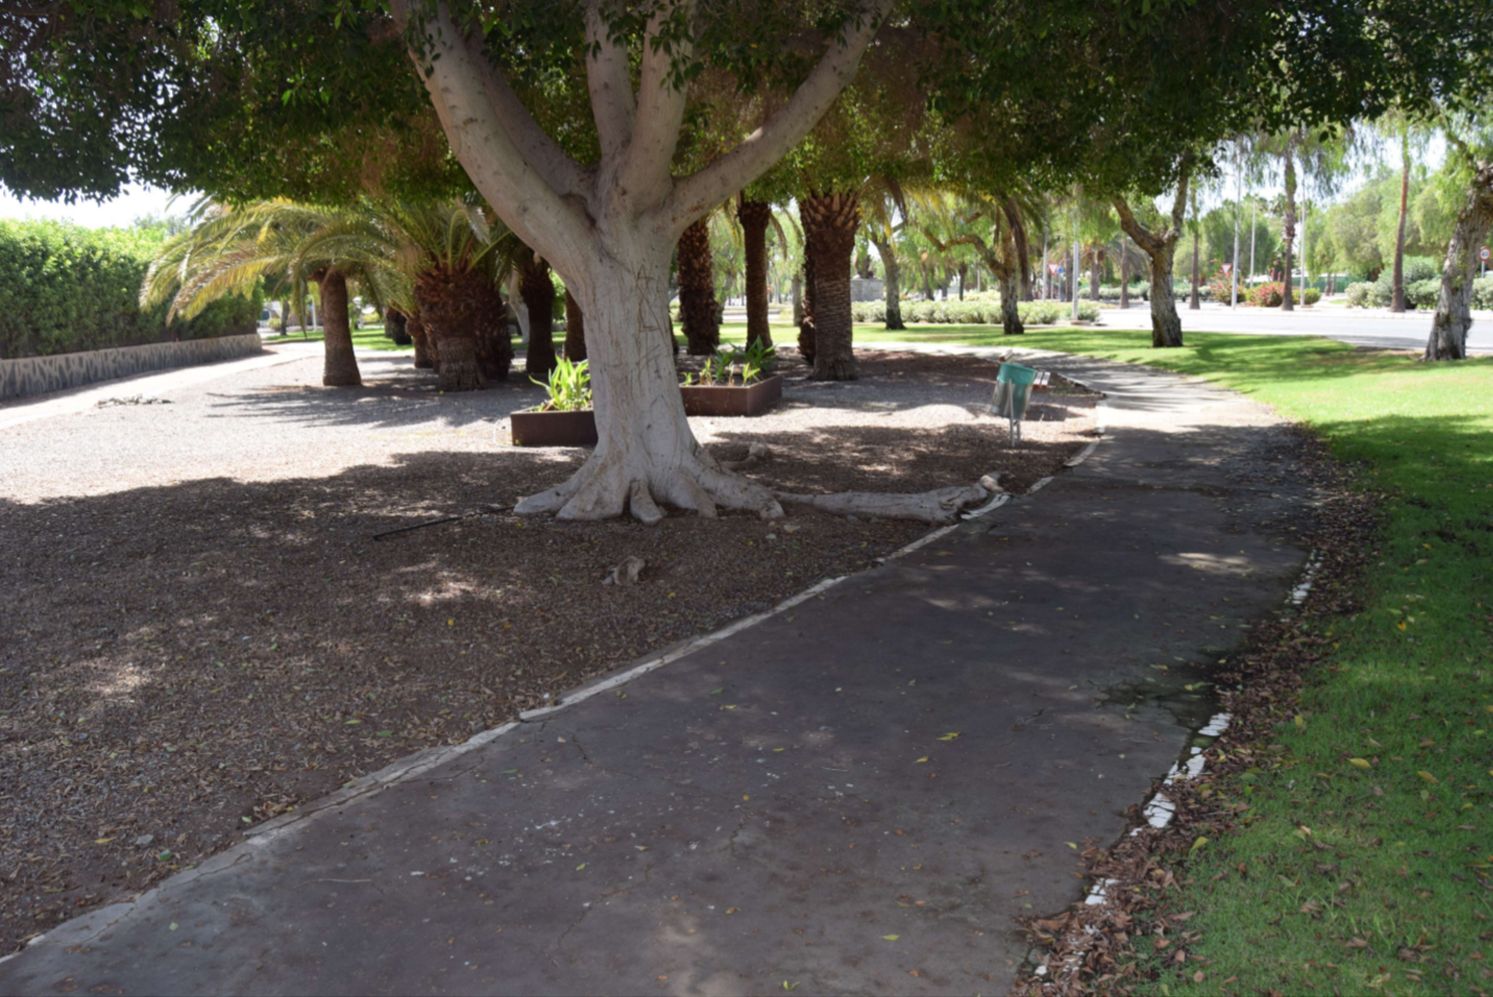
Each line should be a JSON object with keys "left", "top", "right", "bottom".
{"left": 1071, "top": 239, "right": 1080, "bottom": 321}
{"left": 1248, "top": 198, "right": 1256, "bottom": 287}
{"left": 1300, "top": 196, "right": 1309, "bottom": 301}
{"left": 1231, "top": 151, "right": 1241, "bottom": 308}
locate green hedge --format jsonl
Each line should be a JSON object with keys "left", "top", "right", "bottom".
{"left": 1347, "top": 271, "right": 1493, "bottom": 311}
{"left": 851, "top": 297, "right": 1101, "bottom": 325}
{"left": 0, "top": 220, "right": 260, "bottom": 359}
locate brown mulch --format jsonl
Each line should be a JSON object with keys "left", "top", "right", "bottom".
{"left": 0, "top": 351, "right": 1096, "bottom": 954}
{"left": 1011, "top": 427, "right": 1379, "bottom": 996}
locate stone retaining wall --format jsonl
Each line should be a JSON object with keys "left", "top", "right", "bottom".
{"left": 0, "top": 334, "right": 264, "bottom": 402}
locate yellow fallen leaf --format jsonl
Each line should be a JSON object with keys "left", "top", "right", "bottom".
{"left": 1348, "top": 758, "right": 1372, "bottom": 770}
{"left": 1190, "top": 835, "right": 1209, "bottom": 854}
{"left": 447, "top": 618, "right": 454, "bottom": 626}
{"left": 575, "top": 863, "right": 586, "bottom": 871}
{"left": 1417, "top": 770, "right": 1438, "bottom": 784}
{"left": 1396, "top": 620, "right": 1407, "bottom": 632}
{"left": 1293, "top": 715, "right": 1306, "bottom": 730}
{"left": 94, "top": 837, "right": 113, "bottom": 845}
{"left": 938, "top": 732, "right": 960, "bottom": 742}
{"left": 882, "top": 934, "right": 900, "bottom": 942}
{"left": 1065, "top": 841, "right": 1078, "bottom": 850}
{"left": 915, "top": 756, "right": 929, "bottom": 764}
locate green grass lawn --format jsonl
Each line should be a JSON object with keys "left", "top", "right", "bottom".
{"left": 822, "top": 321, "right": 1489, "bottom": 994}
{"left": 262, "top": 323, "right": 411, "bottom": 352}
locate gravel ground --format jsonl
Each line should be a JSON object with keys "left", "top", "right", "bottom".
{"left": 0, "top": 344, "right": 1096, "bottom": 952}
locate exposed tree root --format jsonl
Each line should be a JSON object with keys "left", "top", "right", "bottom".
{"left": 514, "top": 449, "right": 784, "bottom": 524}
{"left": 775, "top": 482, "right": 991, "bottom": 524}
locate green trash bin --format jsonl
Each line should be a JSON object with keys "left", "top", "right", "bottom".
{"left": 992, "top": 362, "right": 1038, "bottom": 444}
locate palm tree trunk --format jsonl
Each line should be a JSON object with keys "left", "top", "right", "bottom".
{"left": 1427, "top": 161, "right": 1493, "bottom": 361}
{"left": 385, "top": 307, "right": 411, "bottom": 345}
{"left": 317, "top": 268, "right": 361, "bottom": 387}
{"left": 797, "top": 234, "right": 817, "bottom": 364}
{"left": 415, "top": 266, "right": 487, "bottom": 392}
{"left": 677, "top": 218, "right": 721, "bottom": 355}
{"left": 473, "top": 277, "right": 511, "bottom": 381}
{"left": 520, "top": 255, "right": 557, "bottom": 376}
{"left": 564, "top": 289, "right": 587, "bottom": 362}
{"left": 1392, "top": 127, "right": 1411, "bottom": 313}
{"left": 409, "top": 310, "right": 435, "bottom": 369}
{"left": 800, "top": 191, "right": 859, "bottom": 381}
{"left": 737, "top": 198, "right": 774, "bottom": 349}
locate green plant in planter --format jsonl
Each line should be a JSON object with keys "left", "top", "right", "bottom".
{"left": 531, "top": 356, "right": 592, "bottom": 411}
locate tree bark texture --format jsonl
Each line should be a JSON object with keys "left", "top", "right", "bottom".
{"left": 520, "top": 255, "right": 557, "bottom": 377}
{"left": 1427, "top": 161, "right": 1493, "bottom": 361}
{"left": 513, "top": 241, "right": 783, "bottom": 523}
{"left": 1119, "top": 246, "right": 1130, "bottom": 309}
{"left": 316, "top": 269, "right": 361, "bottom": 387}
{"left": 800, "top": 191, "right": 859, "bottom": 381}
{"left": 1114, "top": 169, "right": 1189, "bottom": 348}
{"left": 737, "top": 198, "right": 774, "bottom": 349}
{"left": 1281, "top": 142, "right": 1297, "bottom": 311}
{"left": 385, "top": 307, "right": 411, "bottom": 345}
{"left": 1003, "top": 197, "right": 1034, "bottom": 300}
{"left": 999, "top": 267, "right": 1023, "bottom": 335}
{"left": 392, "top": 0, "right": 890, "bottom": 522}
{"left": 415, "top": 265, "right": 499, "bottom": 392}
{"left": 797, "top": 240, "right": 817, "bottom": 365}
{"left": 1089, "top": 254, "right": 1101, "bottom": 301}
{"left": 564, "top": 289, "right": 587, "bottom": 361}
{"left": 1392, "top": 130, "right": 1410, "bottom": 313}
{"left": 409, "top": 311, "right": 434, "bottom": 369}
{"left": 677, "top": 217, "right": 721, "bottom": 355}
{"left": 870, "top": 233, "right": 905, "bottom": 330}
{"left": 473, "top": 279, "right": 512, "bottom": 382}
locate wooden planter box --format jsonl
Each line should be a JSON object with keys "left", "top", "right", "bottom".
{"left": 680, "top": 374, "right": 783, "bottom": 417}
{"left": 510, "top": 408, "right": 597, "bottom": 447}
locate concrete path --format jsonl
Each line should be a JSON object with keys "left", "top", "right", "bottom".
{"left": 0, "top": 352, "right": 1315, "bottom": 996}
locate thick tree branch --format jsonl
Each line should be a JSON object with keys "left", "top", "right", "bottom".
{"left": 664, "top": 0, "right": 891, "bottom": 235}
{"left": 392, "top": 0, "right": 591, "bottom": 275}
{"left": 585, "top": 1, "right": 636, "bottom": 162}
{"left": 1168, "top": 157, "right": 1192, "bottom": 238}
{"left": 1113, "top": 195, "right": 1161, "bottom": 258}
{"left": 615, "top": 0, "right": 694, "bottom": 209}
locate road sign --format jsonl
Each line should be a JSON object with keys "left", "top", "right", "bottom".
{"left": 1047, "top": 263, "right": 1058, "bottom": 274}
{"left": 1480, "top": 246, "right": 1490, "bottom": 262}
{"left": 1222, "top": 263, "right": 1233, "bottom": 274}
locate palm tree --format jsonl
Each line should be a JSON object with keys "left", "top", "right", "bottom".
{"left": 142, "top": 200, "right": 383, "bottom": 386}
{"left": 914, "top": 188, "right": 1033, "bottom": 336}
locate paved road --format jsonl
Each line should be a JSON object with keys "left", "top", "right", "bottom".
{"left": 0, "top": 350, "right": 1316, "bottom": 996}
{"left": 1097, "top": 301, "right": 1493, "bottom": 354}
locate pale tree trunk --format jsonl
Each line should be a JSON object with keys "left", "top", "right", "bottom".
{"left": 1427, "top": 161, "right": 1493, "bottom": 361}
{"left": 515, "top": 242, "right": 782, "bottom": 522}
{"left": 1089, "top": 253, "right": 1101, "bottom": 301}
{"left": 870, "top": 233, "right": 905, "bottom": 330}
{"left": 392, "top": 0, "right": 889, "bottom": 522}
{"left": 801, "top": 191, "right": 859, "bottom": 380}
{"left": 1147, "top": 251, "right": 1183, "bottom": 347}
{"left": 520, "top": 255, "right": 557, "bottom": 376}
{"left": 564, "top": 289, "right": 587, "bottom": 361}
{"left": 1119, "top": 245, "right": 1130, "bottom": 309}
{"left": 737, "top": 198, "right": 773, "bottom": 349}
{"left": 1392, "top": 127, "right": 1410, "bottom": 313}
{"left": 677, "top": 217, "right": 721, "bottom": 354}
{"left": 1115, "top": 181, "right": 1187, "bottom": 348}
{"left": 1281, "top": 142, "right": 1297, "bottom": 311}
{"left": 790, "top": 273, "right": 803, "bottom": 327}
{"left": 317, "top": 268, "right": 361, "bottom": 387}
